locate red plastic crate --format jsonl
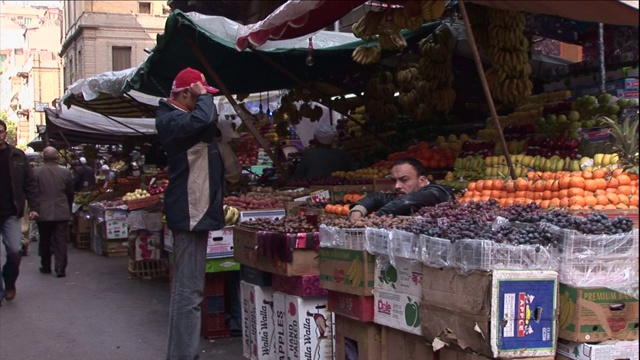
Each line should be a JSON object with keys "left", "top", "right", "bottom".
{"left": 201, "top": 313, "right": 230, "bottom": 339}
{"left": 204, "top": 272, "right": 227, "bottom": 296}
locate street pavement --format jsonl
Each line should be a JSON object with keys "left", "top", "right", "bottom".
{"left": 0, "top": 247, "right": 243, "bottom": 360}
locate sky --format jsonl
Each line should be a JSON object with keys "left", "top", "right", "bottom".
{"left": 1, "top": 1, "right": 62, "bottom": 7}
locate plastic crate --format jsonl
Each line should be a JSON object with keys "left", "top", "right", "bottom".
{"left": 390, "top": 229, "right": 420, "bottom": 261}
{"left": 319, "top": 225, "right": 366, "bottom": 250}
{"left": 364, "top": 227, "right": 391, "bottom": 255}
{"left": 128, "top": 259, "right": 168, "bottom": 279}
{"left": 204, "top": 272, "right": 228, "bottom": 296}
{"left": 420, "top": 235, "right": 454, "bottom": 268}
{"left": 451, "top": 239, "right": 560, "bottom": 272}
{"left": 201, "top": 313, "right": 230, "bottom": 339}
{"left": 74, "top": 233, "right": 91, "bottom": 250}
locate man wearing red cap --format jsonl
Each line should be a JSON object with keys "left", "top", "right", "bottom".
{"left": 155, "top": 67, "right": 225, "bottom": 359}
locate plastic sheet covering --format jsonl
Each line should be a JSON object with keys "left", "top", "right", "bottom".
{"left": 318, "top": 224, "right": 366, "bottom": 250}
{"left": 559, "top": 229, "right": 638, "bottom": 257}
{"left": 389, "top": 229, "right": 421, "bottom": 266}
{"left": 558, "top": 229, "right": 639, "bottom": 298}
{"left": 87, "top": 202, "right": 127, "bottom": 224}
{"left": 419, "top": 235, "right": 454, "bottom": 269}
{"left": 364, "top": 227, "right": 391, "bottom": 256}
{"left": 451, "top": 239, "right": 560, "bottom": 273}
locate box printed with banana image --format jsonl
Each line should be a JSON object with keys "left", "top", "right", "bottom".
{"left": 319, "top": 248, "right": 376, "bottom": 296}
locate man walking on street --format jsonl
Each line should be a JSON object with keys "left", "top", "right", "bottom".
{"left": 0, "top": 119, "right": 39, "bottom": 306}
{"left": 33, "top": 147, "right": 74, "bottom": 278}
{"left": 155, "top": 67, "right": 225, "bottom": 359}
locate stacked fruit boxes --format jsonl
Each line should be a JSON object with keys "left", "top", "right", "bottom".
{"left": 73, "top": 211, "right": 92, "bottom": 249}
{"left": 555, "top": 228, "right": 639, "bottom": 360}
{"left": 235, "top": 223, "right": 332, "bottom": 360}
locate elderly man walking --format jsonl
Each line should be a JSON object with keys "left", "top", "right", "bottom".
{"left": 33, "top": 146, "right": 74, "bottom": 278}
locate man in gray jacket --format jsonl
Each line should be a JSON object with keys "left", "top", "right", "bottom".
{"left": 0, "top": 119, "right": 39, "bottom": 305}
{"left": 33, "top": 147, "right": 74, "bottom": 278}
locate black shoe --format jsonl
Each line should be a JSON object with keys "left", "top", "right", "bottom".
{"left": 39, "top": 267, "right": 52, "bottom": 274}
{"left": 21, "top": 245, "right": 28, "bottom": 257}
{"left": 55, "top": 270, "right": 66, "bottom": 278}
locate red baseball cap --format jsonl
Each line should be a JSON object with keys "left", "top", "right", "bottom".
{"left": 171, "top": 67, "right": 219, "bottom": 95}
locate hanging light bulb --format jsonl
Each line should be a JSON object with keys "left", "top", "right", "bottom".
{"left": 305, "top": 37, "right": 315, "bottom": 66}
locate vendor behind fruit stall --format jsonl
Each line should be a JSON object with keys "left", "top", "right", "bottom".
{"left": 99, "top": 164, "right": 116, "bottom": 182}
{"left": 349, "top": 158, "right": 454, "bottom": 219}
{"left": 292, "top": 124, "right": 355, "bottom": 179}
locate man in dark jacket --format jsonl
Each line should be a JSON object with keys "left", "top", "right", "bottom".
{"left": 349, "top": 158, "right": 454, "bottom": 219}
{"left": 0, "top": 120, "right": 39, "bottom": 305}
{"left": 74, "top": 157, "right": 96, "bottom": 191}
{"left": 34, "top": 147, "right": 74, "bottom": 277}
{"left": 155, "top": 67, "right": 224, "bottom": 359}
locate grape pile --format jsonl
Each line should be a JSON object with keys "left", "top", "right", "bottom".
{"left": 418, "top": 199, "right": 501, "bottom": 223}
{"left": 493, "top": 223, "right": 561, "bottom": 249}
{"left": 508, "top": 206, "right": 634, "bottom": 235}
{"left": 399, "top": 219, "right": 492, "bottom": 242}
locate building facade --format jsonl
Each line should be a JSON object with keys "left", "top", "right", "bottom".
{"left": 0, "top": 3, "right": 64, "bottom": 148}
{"left": 60, "top": 0, "right": 169, "bottom": 89}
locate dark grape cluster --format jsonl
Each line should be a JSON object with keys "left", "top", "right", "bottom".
{"left": 418, "top": 199, "right": 501, "bottom": 223}
{"left": 498, "top": 202, "right": 544, "bottom": 221}
{"left": 515, "top": 209, "right": 634, "bottom": 235}
{"left": 398, "top": 218, "right": 492, "bottom": 242}
{"left": 492, "top": 224, "right": 562, "bottom": 248}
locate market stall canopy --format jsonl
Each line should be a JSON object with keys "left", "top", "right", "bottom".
{"left": 468, "top": 0, "right": 639, "bottom": 27}
{"left": 235, "top": 0, "right": 367, "bottom": 51}
{"left": 62, "top": 68, "right": 160, "bottom": 118}
{"left": 45, "top": 106, "right": 157, "bottom": 145}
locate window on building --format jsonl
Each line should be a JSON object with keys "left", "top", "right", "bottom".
{"left": 24, "top": 18, "right": 31, "bottom": 25}
{"left": 138, "top": 2, "right": 152, "bottom": 14}
{"left": 15, "top": 49, "right": 23, "bottom": 55}
{"left": 112, "top": 46, "right": 132, "bottom": 71}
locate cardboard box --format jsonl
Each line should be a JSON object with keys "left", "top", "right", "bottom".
{"left": 239, "top": 209, "right": 286, "bottom": 223}
{"left": 233, "top": 226, "right": 319, "bottom": 276}
{"left": 272, "top": 274, "right": 328, "bottom": 297}
{"left": 556, "top": 339, "right": 639, "bottom": 360}
{"left": 381, "top": 326, "right": 432, "bottom": 360}
{"left": 75, "top": 212, "right": 92, "bottom": 234}
{"left": 285, "top": 201, "right": 307, "bottom": 216}
{"left": 205, "top": 258, "right": 240, "bottom": 273}
{"left": 332, "top": 184, "right": 373, "bottom": 203}
{"left": 558, "top": 284, "right": 639, "bottom": 342}
{"left": 240, "top": 281, "right": 274, "bottom": 360}
{"left": 319, "top": 248, "right": 376, "bottom": 296}
{"left": 273, "top": 291, "right": 288, "bottom": 360}
{"left": 285, "top": 294, "right": 333, "bottom": 360}
{"left": 374, "top": 257, "right": 423, "bottom": 298}
{"left": 335, "top": 315, "right": 382, "bottom": 360}
{"left": 328, "top": 291, "right": 375, "bottom": 322}
{"left": 241, "top": 265, "right": 272, "bottom": 286}
{"left": 373, "top": 178, "right": 395, "bottom": 193}
{"left": 103, "top": 219, "right": 129, "bottom": 240}
{"left": 101, "top": 239, "right": 128, "bottom": 254}
{"left": 420, "top": 267, "right": 558, "bottom": 359}
{"left": 207, "top": 226, "right": 234, "bottom": 259}
{"left": 374, "top": 289, "right": 422, "bottom": 335}
{"left": 438, "top": 347, "right": 555, "bottom": 360}
{"left": 128, "top": 230, "right": 162, "bottom": 261}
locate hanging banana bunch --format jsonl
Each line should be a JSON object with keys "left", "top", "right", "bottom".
{"left": 485, "top": 8, "right": 532, "bottom": 106}
{"left": 416, "top": 26, "right": 456, "bottom": 114}
{"left": 351, "top": 10, "right": 385, "bottom": 40}
{"left": 364, "top": 71, "right": 398, "bottom": 121}
{"left": 396, "top": 65, "right": 420, "bottom": 112}
{"left": 351, "top": 45, "right": 382, "bottom": 65}
{"left": 420, "top": 0, "right": 448, "bottom": 22}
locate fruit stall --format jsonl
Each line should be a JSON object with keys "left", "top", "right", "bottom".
{"left": 53, "top": 0, "right": 639, "bottom": 358}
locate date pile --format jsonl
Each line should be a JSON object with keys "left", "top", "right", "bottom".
{"left": 240, "top": 216, "right": 316, "bottom": 233}
{"left": 321, "top": 214, "right": 415, "bottom": 229}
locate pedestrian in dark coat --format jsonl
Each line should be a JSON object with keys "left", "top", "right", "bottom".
{"left": 33, "top": 146, "right": 74, "bottom": 277}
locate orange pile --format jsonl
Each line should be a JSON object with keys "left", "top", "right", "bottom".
{"left": 459, "top": 168, "right": 639, "bottom": 210}
{"left": 325, "top": 204, "right": 351, "bottom": 216}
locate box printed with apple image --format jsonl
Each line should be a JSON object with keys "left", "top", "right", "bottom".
{"left": 373, "top": 289, "right": 422, "bottom": 335}
{"left": 240, "top": 281, "right": 275, "bottom": 360}
{"left": 374, "top": 256, "right": 423, "bottom": 298}
{"left": 285, "top": 294, "right": 334, "bottom": 360}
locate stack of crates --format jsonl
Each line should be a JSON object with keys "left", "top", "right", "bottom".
{"left": 201, "top": 272, "right": 231, "bottom": 339}
{"left": 73, "top": 212, "right": 91, "bottom": 250}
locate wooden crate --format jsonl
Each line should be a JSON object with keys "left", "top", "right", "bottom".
{"left": 74, "top": 233, "right": 91, "bottom": 250}
{"left": 128, "top": 259, "right": 168, "bottom": 279}
{"left": 126, "top": 194, "right": 162, "bottom": 211}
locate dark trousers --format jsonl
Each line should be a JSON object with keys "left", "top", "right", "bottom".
{"left": 37, "top": 221, "right": 68, "bottom": 272}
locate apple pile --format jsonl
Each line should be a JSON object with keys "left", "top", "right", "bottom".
{"left": 146, "top": 179, "right": 168, "bottom": 195}
{"left": 234, "top": 138, "right": 260, "bottom": 166}
{"left": 526, "top": 136, "right": 580, "bottom": 159}
{"left": 459, "top": 140, "right": 495, "bottom": 158}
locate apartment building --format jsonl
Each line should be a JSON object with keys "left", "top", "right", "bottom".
{"left": 0, "top": 3, "right": 63, "bottom": 148}
{"left": 60, "top": 0, "right": 169, "bottom": 89}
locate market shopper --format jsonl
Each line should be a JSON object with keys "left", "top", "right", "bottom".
{"left": 0, "top": 119, "right": 40, "bottom": 305}
{"left": 349, "top": 158, "right": 454, "bottom": 219}
{"left": 293, "top": 123, "right": 356, "bottom": 179}
{"left": 155, "top": 67, "right": 225, "bottom": 360}
{"left": 99, "top": 164, "right": 115, "bottom": 182}
{"left": 33, "top": 147, "right": 74, "bottom": 278}
{"left": 74, "top": 157, "right": 96, "bottom": 191}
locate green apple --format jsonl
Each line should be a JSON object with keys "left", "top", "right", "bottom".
{"left": 569, "top": 130, "right": 580, "bottom": 139}
{"left": 586, "top": 96, "right": 597, "bottom": 106}
{"left": 609, "top": 114, "right": 618, "bottom": 121}
{"left": 628, "top": 99, "right": 637, "bottom": 106}
{"left": 617, "top": 98, "right": 629, "bottom": 108}
{"left": 568, "top": 111, "right": 580, "bottom": 122}
{"left": 546, "top": 114, "right": 557, "bottom": 125}
{"left": 607, "top": 105, "right": 620, "bottom": 115}
{"left": 569, "top": 121, "right": 581, "bottom": 130}
{"left": 557, "top": 114, "right": 568, "bottom": 123}
{"left": 535, "top": 117, "right": 546, "bottom": 126}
